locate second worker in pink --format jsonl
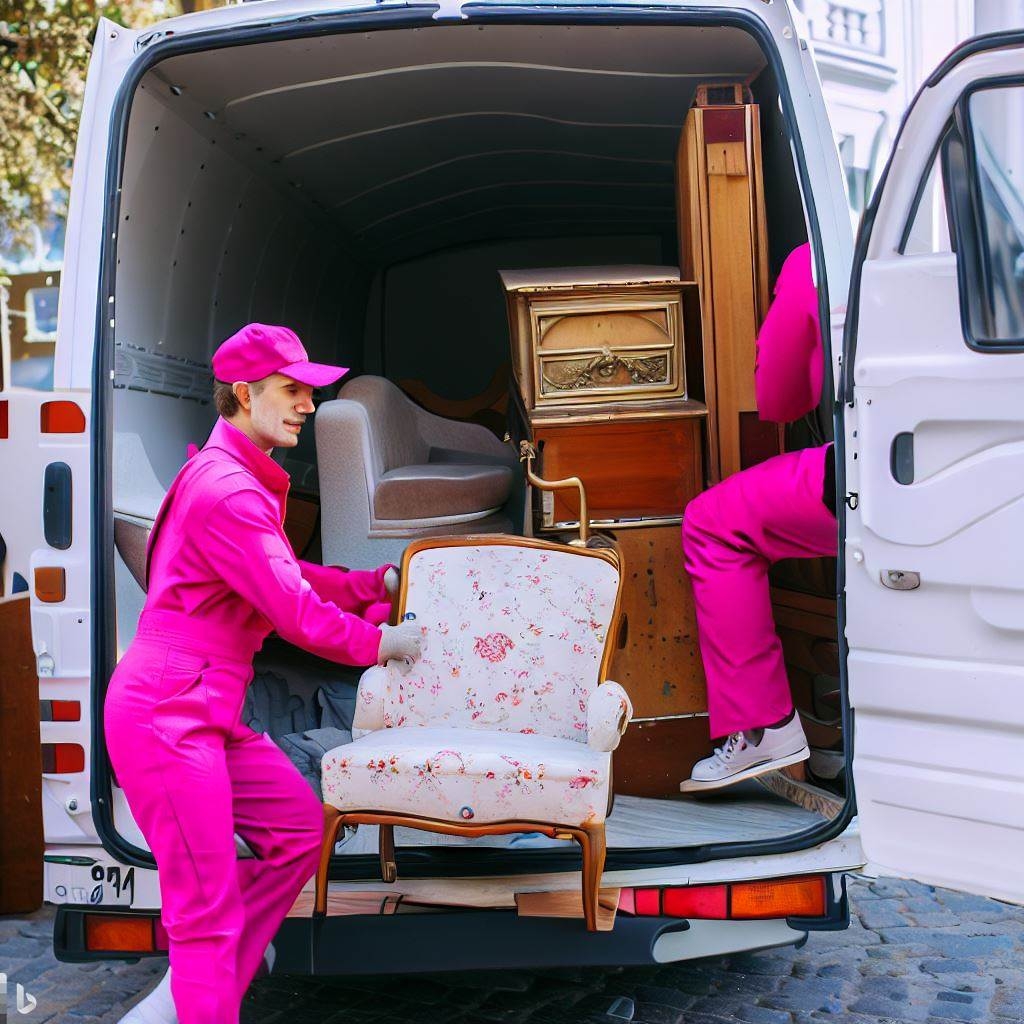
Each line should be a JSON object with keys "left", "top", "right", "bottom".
{"left": 680, "top": 243, "right": 838, "bottom": 793}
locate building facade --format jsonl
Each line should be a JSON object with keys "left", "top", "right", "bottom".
{"left": 793, "top": 0, "right": 1024, "bottom": 227}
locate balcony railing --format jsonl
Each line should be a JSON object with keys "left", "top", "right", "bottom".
{"left": 794, "top": 0, "right": 885, "bottom": 57}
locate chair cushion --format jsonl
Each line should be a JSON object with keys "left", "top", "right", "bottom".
{"left": 321, "top": 727, "right": 611, "bottom": 827}
{"left": 374, "top": 464, "right": 513, "bottom": 521}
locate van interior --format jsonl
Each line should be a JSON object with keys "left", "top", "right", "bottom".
{"left": 108, "top": 19, "right": 843, "bottom": 873}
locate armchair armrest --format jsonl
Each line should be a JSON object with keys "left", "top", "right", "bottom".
{"left": 587, "top": 681, "right": 633, "bottom": 752}
{"left": 352, "top": 664, "right": 389, "bottom": 738}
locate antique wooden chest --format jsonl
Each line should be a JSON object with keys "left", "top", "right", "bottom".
{"left": 500, "top": 266, "right": 699, "bottom": 415}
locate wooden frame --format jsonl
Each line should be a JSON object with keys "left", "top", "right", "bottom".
{"left": 315, "top": 808, "right": 608, "bottom": 931}
{"left": 313, "top": 533, "right": 625, "bottom": 932}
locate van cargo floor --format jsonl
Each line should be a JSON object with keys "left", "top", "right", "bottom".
{"left": 334, "top": 783, "right": 826, "bottom": 855}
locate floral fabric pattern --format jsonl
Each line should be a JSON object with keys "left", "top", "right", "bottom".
{"left": 379, "top": 544, "right": 620, "bottom": 741}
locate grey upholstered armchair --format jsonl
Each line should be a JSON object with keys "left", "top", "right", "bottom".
{"left": 315, "top": 376, "right": 521, "bottom": 570}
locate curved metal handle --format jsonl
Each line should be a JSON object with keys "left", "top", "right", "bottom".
{"left": 513, "top": 438, "right": 591, "bottom": 546}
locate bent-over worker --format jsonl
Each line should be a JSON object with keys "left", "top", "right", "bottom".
{"left": 106, "top": 324, "right": 422, "bottom": 1024}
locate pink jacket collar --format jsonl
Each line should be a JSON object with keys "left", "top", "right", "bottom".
{"left": 201, "top": 417, "right": 290, "bottom": 498}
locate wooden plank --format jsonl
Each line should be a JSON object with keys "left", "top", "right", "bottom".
{"left": 516, "top": 888, "right": 620, "bottom": 931}
{"left": 0, "top": 597, "right": 43, "bottom": 914}
{"left": 288, "top": 889, "right": 402, "bottom": 918}
{"left": 607, "top": 525, "right": 707, "bottom": 718}
{"left": 675, "top": 95, "right": 773, "bottom": 483}
{"left": 755, "top": 771, "right": 844, "bottom": 821}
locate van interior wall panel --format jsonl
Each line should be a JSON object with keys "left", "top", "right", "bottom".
{"left": 377, "top": 235, "right": 665, "bottom": 399}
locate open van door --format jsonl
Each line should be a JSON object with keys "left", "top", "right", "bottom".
{"left": 845, "top": 33, "right": 1024, "bottom": 905}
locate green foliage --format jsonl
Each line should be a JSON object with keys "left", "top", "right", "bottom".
{"left": 0, "top": 0, "right": 182, "bottom": 257}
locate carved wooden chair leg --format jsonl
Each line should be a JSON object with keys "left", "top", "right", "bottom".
{"left": 578, "top": 823, "right": 607, "bottom": 932}
{"left": 316, "top": 805, "right": 345, "bottom": 916}
{"left": 379, "top": 823, "right": 397, "bottom": 883}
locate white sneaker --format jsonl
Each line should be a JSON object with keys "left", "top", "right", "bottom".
{"left": 680, "top": 716, "right": 810, "bottom": 793}
{"left": 117, "top": 944, "right": 276, "bottom": 1024}
{"left": 117, "top": 965, "right": 175, "bottom": 1024}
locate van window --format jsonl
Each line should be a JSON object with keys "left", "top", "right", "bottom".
{"left": 964, "top": 84, "right": 1024, "bottom": 343}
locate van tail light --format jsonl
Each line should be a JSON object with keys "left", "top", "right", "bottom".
{"left": 663, "top": 883, "right": 729, "bottom": 919}
{"left": 85, "top": 915, "right": 166, "bottom": 953}
{"left": 35, "top": 566, "right": 66, "bottom": 602}
{"left": 41, "top": 743, "right": 85, "bottom": 774}
{"left": 40, "top": 700, "right": 81, "bottom": 722}
{"left": 0, "top": 400, "right": 8, "bottom": 439}
{"left": 629, "top": 874, "right": 828, "bottom": 921}
{"left": 40, "top": 400, "right": 86, "bottom": 434}
{"left": 731, "top": 876, "right": 827, "bottom": 919}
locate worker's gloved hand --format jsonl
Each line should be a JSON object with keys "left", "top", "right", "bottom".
{"left": 383, "top": 566, "right": 401, "bottom": 599}
{"left": 377, "top": 619, "right": 423, "bottom": 666}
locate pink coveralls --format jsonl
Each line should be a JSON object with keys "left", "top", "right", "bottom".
{"left": 104, "top": 417, "right": 391, "bottom": 1023}
{"left": 682, "top": 243, "right": 837, "bottom": 739}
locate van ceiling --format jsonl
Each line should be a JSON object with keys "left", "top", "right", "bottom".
{"left": 145, "top": 23, "right": 768, "bottom": 266}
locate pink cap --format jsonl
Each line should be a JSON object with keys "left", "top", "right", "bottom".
{"left": 212, "top": 323, "right": 349, "bottom": 388}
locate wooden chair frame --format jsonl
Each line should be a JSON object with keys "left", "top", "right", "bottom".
{"left": 315, "top": 807, "right": 607, "bottom": 930}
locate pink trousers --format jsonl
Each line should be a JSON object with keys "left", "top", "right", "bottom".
{"left": 104, "top": 612, "right": 323, "bottom": 1023}
{"left": 682, "top": 444, "right": 837, "bottom": 739}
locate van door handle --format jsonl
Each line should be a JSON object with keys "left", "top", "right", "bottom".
{"left": 890, "top": 432, "right": 914, "bottom": 484}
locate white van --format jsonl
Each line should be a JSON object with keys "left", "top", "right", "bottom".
{"left": 2, "top": 0, "right": 1022, "bottom": 975}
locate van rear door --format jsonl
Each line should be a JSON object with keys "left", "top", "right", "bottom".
{"left": 0, "top": 391, "right": 94, "bottom": 845}
{"left": 845, "top": 33, "right": 1024, "bottom": 904}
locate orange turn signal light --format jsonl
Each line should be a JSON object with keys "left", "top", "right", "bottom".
{"left": 35, "top": 566, "right": 66, "bottom": 602}
{"left": 731, "top": 875, "right": 827, "bottom": 919}
{"left": 85, "top": 915, "right": 158, "bottom": 953}
{"left": 40, "top": 400, "right": 86, "bottom": 434}
{"left": 631, "top": 874, "right": 827, "bottom": 921}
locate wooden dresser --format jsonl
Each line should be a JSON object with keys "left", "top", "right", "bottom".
{"left": 502, "top": 266, "right": 707, "bottom": 531}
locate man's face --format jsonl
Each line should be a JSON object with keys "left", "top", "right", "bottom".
{"left": 245, "top": 373, "right": 316, "bottom": 449}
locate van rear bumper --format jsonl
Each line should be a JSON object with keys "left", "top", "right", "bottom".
{"left": 53, "top": 903, "right": 842, "bottom": 971}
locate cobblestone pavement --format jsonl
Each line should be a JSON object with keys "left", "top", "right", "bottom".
{"left": 2, "top": 876, "right": 1022, "bottom": 1024}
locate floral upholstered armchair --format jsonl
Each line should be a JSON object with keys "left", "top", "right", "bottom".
{"left": 315, "top": 535, "right": 632, "bottom": 930}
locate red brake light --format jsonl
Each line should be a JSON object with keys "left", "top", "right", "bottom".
{"left": 41, "top": 743, "right": 84, "bottom": 774}
{"left": 663, "top": 884, "right": 728, "bottom": 919}
{"left": 40, "top": 401, "right": 85, "bottom": 434}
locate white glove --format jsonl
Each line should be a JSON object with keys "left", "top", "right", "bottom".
{"left": 377, "top": 619, "right": 423, "bottom": 665}
{"left": 383, "top": 566, "right": 401, "bottom": 599}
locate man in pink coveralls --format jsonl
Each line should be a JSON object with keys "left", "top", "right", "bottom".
{"left": 680, "top": 244, "right": 837, "bottom": 792}
{"left": 105, "top": 324, "right": 423, "bottom": 1023}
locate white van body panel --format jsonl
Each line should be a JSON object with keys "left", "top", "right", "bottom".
{"left": 0, "top": 393, "right": 96, "bottom": 845}
{"left": 847, "top": 42, "right": 1024, "bottom": 905}
{"left": 55, "top": 19, "right": 139, "bottom": 392}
